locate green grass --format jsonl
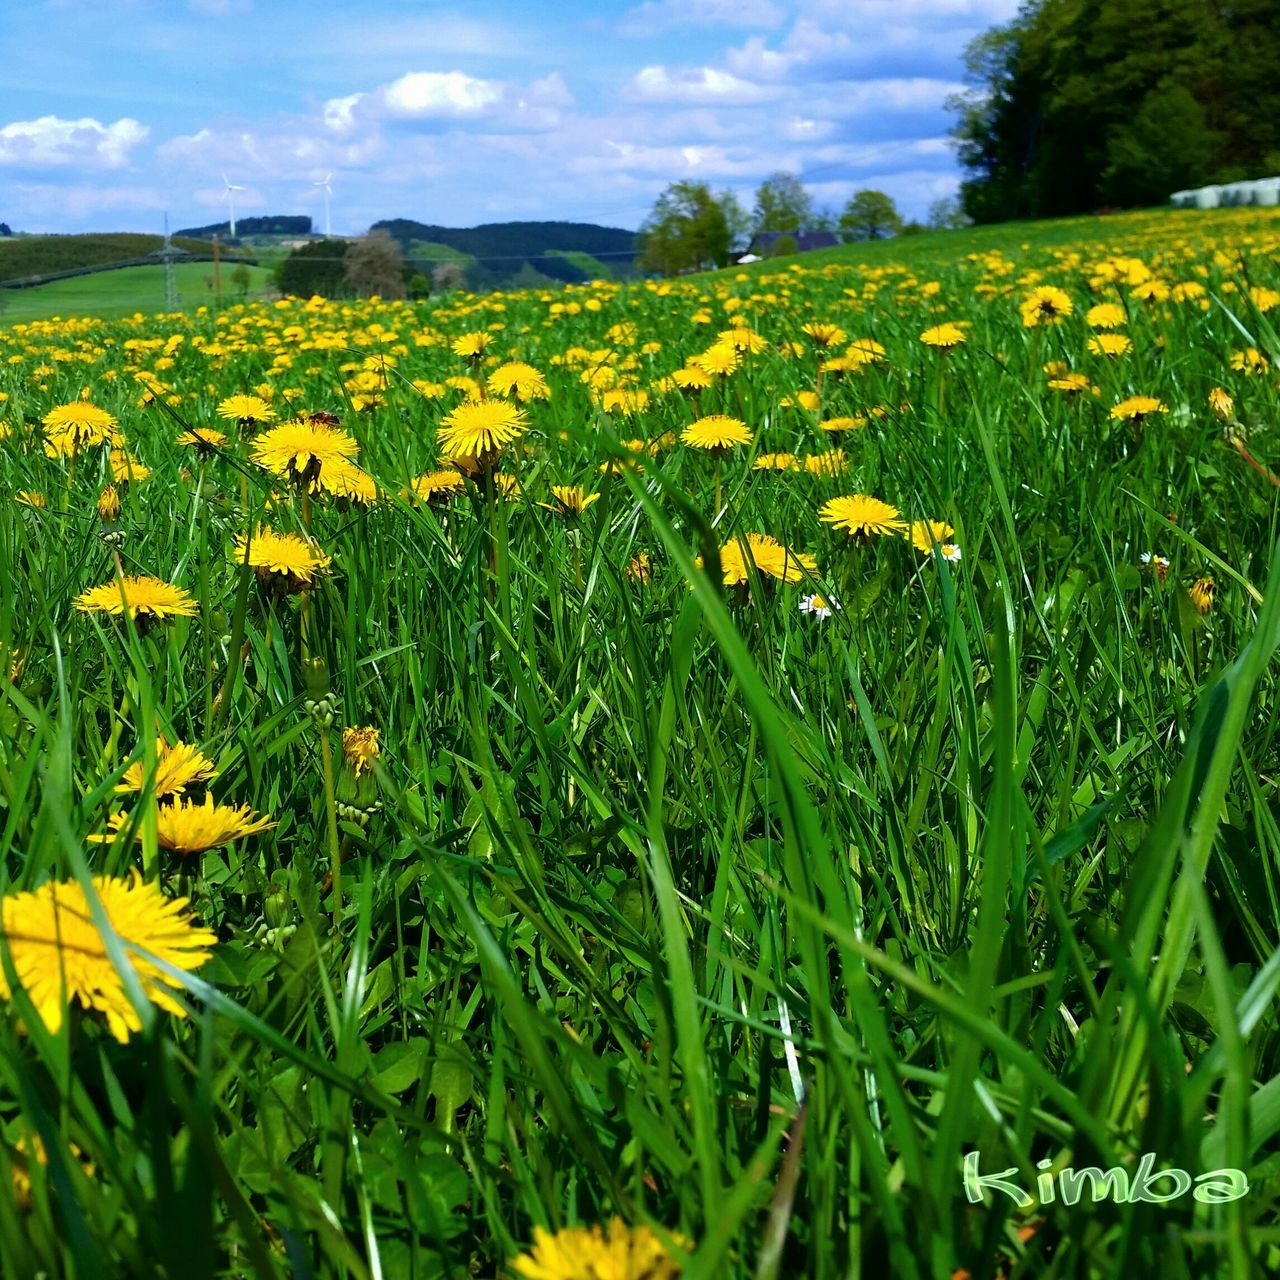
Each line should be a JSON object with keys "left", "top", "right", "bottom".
{"left": 0, "top": 263, "right": 274, "bottom": 323}
{"left": 1, "top": 203, "right": 1280, "bottom": 1277}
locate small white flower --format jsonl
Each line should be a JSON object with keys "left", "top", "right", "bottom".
{"left": 940, "top": 544, "right": 962, "bottom": 562}
{"left": 798, "top": 593, "right": 839, "bottom": 620}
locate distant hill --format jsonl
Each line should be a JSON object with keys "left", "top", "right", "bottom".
{"left": 371, "top": 219, "right": 640, "bottom": 286}
{"left": 176, "top": 215, "right": 313, "bottom": 239}
{"left": 0, "top": 233, "right": 253, "bottom": 287}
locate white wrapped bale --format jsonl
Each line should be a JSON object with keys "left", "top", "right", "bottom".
{"left": 1255, "top": 178, "right": 1280, "bottom": 207}
{"left": 1170, "top": 190, "right": 1195, "bottom": 209}
{"left": 1221, "top": 181, "right": 1257, "bottom": 206}
{"left": 1193, "top": 185, "right": 1222, "bottom": 209}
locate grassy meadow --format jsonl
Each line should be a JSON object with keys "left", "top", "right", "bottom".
{"left": 0, "top": 262, "right": 274, "bottom": 325}
{"left": 2, "top": 204, "right": 1280, "bottom": 1277}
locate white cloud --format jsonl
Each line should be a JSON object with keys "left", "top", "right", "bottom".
{"left": 324, "top": 70, "right": 573, "bottom": 134}
{"left": 383, "top": 72, "right": 503, "bottom": 119}
{"left": 0, "top": 115, "right": 148, "bottom": 170}
{"left": 324, "top": 94, "right": 365, "bottom": 136}
{"left": 626, "top": 65, "right": 781, "bottom": 106}
{"left": 619, "top": 0, "right": 785, "bottom": 37}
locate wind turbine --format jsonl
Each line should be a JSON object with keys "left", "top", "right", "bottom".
{"left": 222, "top": 173, "right": 245, "bottom": 238}
{"left": 314, "top": 173, "right": 333, "bottom": 238}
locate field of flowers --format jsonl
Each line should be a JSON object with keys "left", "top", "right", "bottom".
{"left": 1, "top": 204, "right": 1280, "bottom": 1277}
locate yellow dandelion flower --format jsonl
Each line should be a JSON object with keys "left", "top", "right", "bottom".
{"left": 406, "top": 470, "right": 467, "bottom": 505}
{"left": 753, "top": 452, "right": 801, "bottom": 471}
{"left": 451, "top": 332, "right": 493, "bottom": 360}
{"left": 1020, "top": 286, "right": 1073, "bottom": 326}
{"left": 341, "top": 726, "right": 381, "bottom": 777}
{"left": 117, "top": 738, "right": 218, "bottom": 798}
{"left": 819, "top": 494, "right": 905, "bottom": 538}
{"left": 1109, "top": 396, "right": 1168, "bottom": 422}
{"left": 682, "top": 415, "right": 753, "bottom": 451}
{"left": 1048, "top": 372, "right": 1094, "bottom": 394}
{"left": 437, "top": 398, "right": 528, "bottom": 463}
{"left": 691, "top": 342, "right": 741, "bottom": 378}
{"left": 540, "top": 485, "right": 600, "bottom": 517}
{"left": 1189, "top": 577, "right": 1214, "bottom": 615}
{"left": 1088, "top": 333, "right": 1132, "bottom": 358}
{"left": 251, "top": 420, "right": 360, "bottom": 493}
{"left": 178, "top": 426, "right": 228, "bottom": 454}
{"left": 0, "top": 872, "right": 216, "bottom": 1043}
{"left": 626, "top": 552, "right": 652, "bottom": 583}
{"left": 919, "top": 323, "right": 966, "bottom": 351}
{"left": 819, "top": 416, "right": 866, "bottom": 433}
{"left": 908, "top": 520, "right": 955, "bottom": 553}
{"left": 846, "top": 338, "right": 887, "bottom": 362}
{"left": 780, "top": 390, "right": 821, "bottom": 412}
{"left": 41, "top": 402, "right": 119, "bottom": 454}
{"left": 1230, "top": 348, "right": 1269, "bottom": 376}
{"left": 232, "top": 528, "right": 331, "bottom": 587}
{"left": 510, "top": 1220, "right": 684, "bottom": 1280}
{"left": 96, "top": 485, "right": 121, "bottom": 523}
{"left": 1086, "top": 302, "right": 1126, "bottom": 329}
{"left": 801, "top": 322, "right": 847, "bottom": 347}
{"left": 700, "top": 533, "right": 816, "bottom": 587}
{"left": 216, "top": 394, "right": 276, "bottom": 425}
{"left": 487, "top": 362, "right": 549, "bottom": 402}
{"left": 672, "top": 365, "right": 714, "bottom": 390}
{"left": 1209, "top": 387, "right": 1234, "bottom": 421}
{"left": 74, "top": 575, "right": 196, "bottom": 621}
{"left": 99, "top": 794, "right": 273, "bottom": 855}
{"left": 325, "top": 459, "right": 379, "bottom": 505}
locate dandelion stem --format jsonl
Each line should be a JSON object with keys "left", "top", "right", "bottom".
{"left": 319, "top": 725, "right": 342, "bottom": 920}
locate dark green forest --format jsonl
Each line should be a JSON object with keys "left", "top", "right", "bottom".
{"left": 951, "top": 0, "right": 1280, "bottom": 222}
{"left": 175, "top": 215, "right": 313, "bottom": 239}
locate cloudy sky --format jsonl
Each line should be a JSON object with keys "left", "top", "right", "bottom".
{"left": 1, "top": 0, "right": 1021, "bottom": 236}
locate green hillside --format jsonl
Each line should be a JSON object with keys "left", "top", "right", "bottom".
{"left": 0, "top": 232, "right": 251, "bottom": 283}
{"left": 0, "top": 262, "right": 273, "bottom": 323}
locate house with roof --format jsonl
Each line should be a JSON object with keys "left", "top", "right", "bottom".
{"left": 742, "top": 228, "right": 841, "bottom": 260}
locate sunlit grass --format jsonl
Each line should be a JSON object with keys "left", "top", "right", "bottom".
{"left": 0, "top": 203, "right": 1278, "bottom": 1276}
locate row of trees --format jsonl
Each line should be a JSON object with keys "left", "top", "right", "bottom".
{"left": 278, "top": 169, "right": 964, "bottom": 295}
{"left": 638, "top": 174, "right": 966, "bottom": 275}
{"left": 951, "top": 0, "right": 1280, "bottom": 221}
{"left": 276, "top": 232, "right": 447, "bottom": 301}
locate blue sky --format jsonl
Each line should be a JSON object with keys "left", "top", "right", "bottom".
{"left": 0, "top": 0, "right": 1021, "bottom": 235}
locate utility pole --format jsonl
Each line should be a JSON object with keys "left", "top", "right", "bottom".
{"left": 162, "top": 212, "right": 179, "bottom": 310}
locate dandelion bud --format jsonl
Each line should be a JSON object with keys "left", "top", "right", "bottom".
{"left": 263, "top": 885, "right": 291, "bottom": 930}
{"left": 303, "top": 656, "right": 330, "bottom": 700}
{"left": 97, "top": 485, "right": 121, "bottom": 523}
{"left": 1208, "top": 387, "right": 1234, "bottom": 422}
{"left": 1189, "top": 577, "right": 1214, "bottom": 616}
{"left": 301, "top": 657, "right": 337, "bottom": 726}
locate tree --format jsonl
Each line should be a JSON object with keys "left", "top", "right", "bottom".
{"left": 719, "top": 189, "right": 753, "bottom": 255}
{"left": 278, "top": 238, "right": 349, "bottom": 299}
{"left": 767, "top": 233, "right": 798, "bottom": 258}
{"left": 926, "top": 197, "right": 971, "bottom": 231}
{"left": 230, "top": 263, "right": 252, "bottom": 298}
{"left": 753, "top": 172, "right": 814, "bottom": 234}
{"left": 1102, "top": 83, "right": 1222, "bottom": 207}
{"left": 838, "top": 191, "right": 904, "bottom": 241}
{"left": 638, "top": 182, "right": 732, "bottom": 275}
{"left": 950, "top": 0, "right": 1280, "bottom": 222}
{"left": 430, "top": 262, "right": 466, "bottom": 293}
{"left": 344, "top": 230, "right": 407, "bottom": 299}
